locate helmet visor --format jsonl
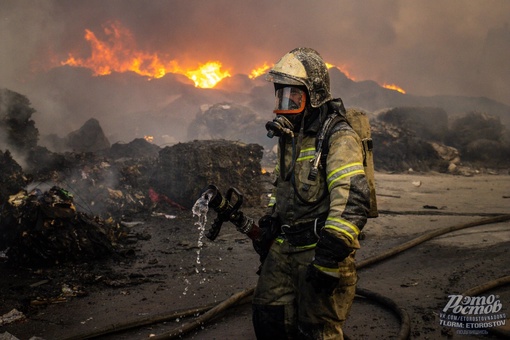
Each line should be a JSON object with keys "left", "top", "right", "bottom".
{"left": 273, "top": 87, "right": 306, "bottom": 114}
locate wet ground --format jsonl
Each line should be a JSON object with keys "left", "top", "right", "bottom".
{"left": 1, "top": 172, "right": 509, "bottom": 339}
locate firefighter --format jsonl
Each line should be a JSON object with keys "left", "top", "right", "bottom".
{"left": 252, "top": 47, "right": 371, "bottom": 339}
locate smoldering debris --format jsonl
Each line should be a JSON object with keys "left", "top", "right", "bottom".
{"left": 0, "top": 88, "right": 38, "bottom": 152}
{"left": 40, "top": 118, "right": 111, "bottom": 154}
{"left": 154, "top": 139, "right": 264, "bottom": 209}
{"left": 0, "top": 134, "right": 264, "bottom": 267}
{"left": 0, "top": 150, "right": 29, "bottom": 203}
{"left": 371, "top": 120, "right": 451, "bottom": 173}
{"left": 187, "top": 102, "right": 274, "bottom": 150}
{"left": 186, "top": 102, "right": 510, "bottom": 174}
{"left": 372, "top": 108, "right": 510, "bottom": 173}
{"left": 22, "top": 150, "right": 155, "bottom": 220}
{"left": 0, "top": 309, "right": 25, "bottom": 327}
{"left": 0, "top": 186, "right": 126, "bottom": 265}
{"left": 1, "top": 90, "right": 509, "bottom": 269}
{"left": 0, "top": 139, "right": 160, "bottom": 267}
{"left": 109, "top": 138, "right": 161, "bottom": 160}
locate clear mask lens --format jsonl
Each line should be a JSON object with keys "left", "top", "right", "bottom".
{"left": 273, "top": 87, "right": 306, "bottom": 114}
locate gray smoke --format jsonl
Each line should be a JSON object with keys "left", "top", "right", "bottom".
{"left": 1, "top": 0, "right": 509, "bottom": 140}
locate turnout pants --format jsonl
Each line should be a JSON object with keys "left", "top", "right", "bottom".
{"left": 252, "top": 240, "right": 357, "bottom": 340}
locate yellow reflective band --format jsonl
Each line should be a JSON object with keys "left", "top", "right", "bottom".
{"left": 273, "top": 238, "right": 316, "bottom": 249}
{"left": 324, "top": 217, "right": 360, "bottom": 242}
{"left": 327, "top": 162, "right": 365, "bottom": 191}
{"left": 313, "top": 263, "right": 340, "bottom": 273}
{"left": 296, "top": 243, "right": 317, "bottom": 250}
{"left": 268, "top": 199, "right": 276, "bottom": 207}
{"left": 297, "top": 147, "right": 316, "bottom": 162}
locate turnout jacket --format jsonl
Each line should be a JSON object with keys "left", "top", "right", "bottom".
{"left": 268, "top": 108, "right": 371, "bottom": 251}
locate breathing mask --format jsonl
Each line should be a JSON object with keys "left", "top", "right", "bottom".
{"left": 266, "top": 86, "right": 307, "bottom": 138}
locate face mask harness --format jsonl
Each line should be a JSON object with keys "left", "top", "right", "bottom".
{"left": 266, "top": 86, "right": 307, "bottom": 138}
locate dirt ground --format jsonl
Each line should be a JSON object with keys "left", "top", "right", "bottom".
{"left": 1, "top": 172, "right": 509, "bottom": 340}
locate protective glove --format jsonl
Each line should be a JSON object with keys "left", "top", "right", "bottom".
{"left": 314, "top": 229, "right": 352, "bottom": 268}
{"left": 305, "top": 264, "right": 339, "bottom": 295}
{"left": 258, "top": 214, "right": 279, "bottom": 231}
{"left": 306, "top": 229, "right": 352, "bottom": 295}
{"left": 252, "top": 215, "right": 281, "bottom": 265}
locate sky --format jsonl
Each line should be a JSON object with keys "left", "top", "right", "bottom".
{"left": 1, "top": 0, "right": 509, "bottom": 105}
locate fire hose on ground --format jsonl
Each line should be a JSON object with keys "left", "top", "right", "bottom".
{"left": 461, "top": 276, "right": 510, "bottom": 338}
{"left": 64, "top": 213, "right": 510, "bottom": 340}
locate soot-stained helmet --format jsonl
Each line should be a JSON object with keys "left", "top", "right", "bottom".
{"left": 266, "top": 47, "right": 332, "bottom": 108}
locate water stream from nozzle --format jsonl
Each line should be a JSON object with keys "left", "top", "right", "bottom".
{"left": 190, "top": 189, "right": 215, "bottom": 289}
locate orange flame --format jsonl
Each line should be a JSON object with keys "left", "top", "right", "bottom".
{"left": 327, "top": 63, "right": 357, "bottom": 81}
{"left": 61, "top": 21, "right": 230, "bottom": 88}
{"left": 186, "top": 62, "right": 231, "bottom": 88}
{"left": 382, "top": 83, "right": 406, "bottom": 94}
{"left": 60, "top": 21, "right": 407, "bottom": 93}
{"left": 249, "top": 62, "right": 271, "bottom": 79}
{"left": 144, "top": 135, "right": 154, "bottom": 143}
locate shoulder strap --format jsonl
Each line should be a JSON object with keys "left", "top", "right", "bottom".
{"left": 319, "top": 98, "right": 351, "bottom": 166}
{"left": 307, "top": 112, "right": 339, "bottom": 181}
{"left": 307, "top": 98, "right": 350, "bottom": 181}
{"left": 320, "top": 115, "right": 349, "bottom": 161}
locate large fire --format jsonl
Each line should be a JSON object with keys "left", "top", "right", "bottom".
{"left": 249, "top": 63, "right": 271, "bottom": 79}
{"left": 185, "top": 62, "right": 230, "bottom": 88}
{"left": 382, "top": 83, "right": 406, "bottom": 94}
{"left": 61, "top": 21, "right": 230, "bottom": 88}
{"left": 328, "top": 64, "right": 357, "bottom": 81}
{"left": 329, "top": 64, "right": 406, "bottom": 93}
{"left": 61, "top": 21, "right": 406, "bottom": 93}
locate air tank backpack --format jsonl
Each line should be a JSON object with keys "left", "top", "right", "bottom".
{"left": 318, "top": 98, "right": 378, "bottom": 218}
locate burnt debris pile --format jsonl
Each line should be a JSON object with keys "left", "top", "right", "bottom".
{"left": 0, "top": 89, "right": 266, "bottom": 266}
{"left": 187, "top": 102, "right": 274, "bottom": 150}
{"left": 154, "top": 139, "right": 264, "bottom": 209}
{"left": 0, "top": 138, "right": 263, "bottom": 265}
{"left": 188, "top": 102, "right": 510, "bottom": 174}
{"left": 42, "top": 118, "right": 111, "bottom": 153}
{"left": 371, "top": 107, "right": 510, "bottom": 173}
{"left": 0, "top": 186, "right": 119, "bottom": 265}
{"left": 1, "top": 87, "right": 509, "bottom": 266}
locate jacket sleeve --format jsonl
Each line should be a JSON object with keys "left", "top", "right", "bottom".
{"left": 324, "top": 127, "right": 371, "bottom": 250}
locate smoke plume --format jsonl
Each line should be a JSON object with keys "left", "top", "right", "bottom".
{"left": 1, "top": 0, "right": 509, "bottom": 142}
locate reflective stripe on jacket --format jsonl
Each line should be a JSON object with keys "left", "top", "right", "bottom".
{"left": 269, "top": 119, "right": 370, "bottom": 250}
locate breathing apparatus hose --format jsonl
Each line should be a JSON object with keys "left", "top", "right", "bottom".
{"left": 64, "top": 214, "right": 510, "bottom": 340}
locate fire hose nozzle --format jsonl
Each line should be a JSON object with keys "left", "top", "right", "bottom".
{"left": 204, "top": 185, "right": 228, "bottom": 212}
{"left": 204, "top": 185, "right": 244, "bottom": 240}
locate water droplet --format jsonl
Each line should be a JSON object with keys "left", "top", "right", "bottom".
{"left": 182, "top": 190, "right": 213, "bottom": 294}
{"left": 192, "top": 191, "right": 211, "bottom": 272}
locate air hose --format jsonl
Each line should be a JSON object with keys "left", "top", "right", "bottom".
{"left": 64, "top": 214, "right": 510, "bottom": 340}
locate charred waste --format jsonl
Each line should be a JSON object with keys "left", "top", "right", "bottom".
{"left": 1, "top": 87, "right": 510, "bottom": 268}
{"left": 0, "top": 85, "right": 509, "bottom": 338}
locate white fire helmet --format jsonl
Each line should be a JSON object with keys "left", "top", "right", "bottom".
{"left": 266, "top": 47, "right": 332, "bottom": 108}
